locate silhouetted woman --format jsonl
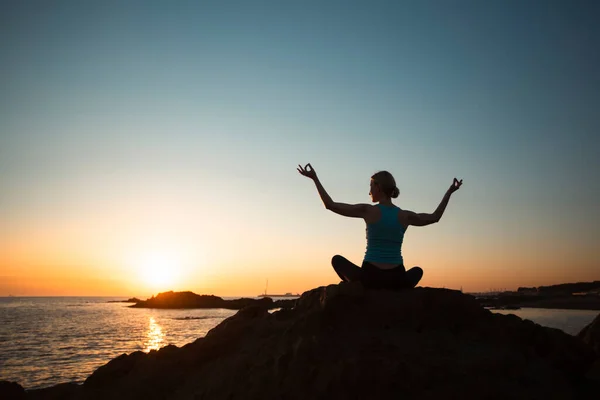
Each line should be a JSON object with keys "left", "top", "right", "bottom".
{"left": 298, "top": 163, "right": 462, "bottom": 290}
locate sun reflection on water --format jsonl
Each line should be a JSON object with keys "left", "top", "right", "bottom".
{"left": 144, "top": 316, "right": 164, "bottom": 352}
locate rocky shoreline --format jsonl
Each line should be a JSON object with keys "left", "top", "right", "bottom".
{"left": 2, "top": 284, "right": 599, "bottom": 399}
{"left": 104, "top": 289, "right": 600, "bottom": 311}
{"left": 110, "top": 290, "right": 600, "bottom": 312}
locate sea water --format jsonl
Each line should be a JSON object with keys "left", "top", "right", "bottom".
{"left": 0, "top": 297, "right": 597, "bottom": 390}
{"left": 491, "top": 307, "right": 598, "bottom": 335}
{"left": 0, "top": 297, "right": 236, "bottom": 389}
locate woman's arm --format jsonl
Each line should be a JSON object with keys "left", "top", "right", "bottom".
{"left": 402, "top": 178, "right": 463, "bottom": 227}
{"left": 298, "top": 163, "right": 369, "bottom": 219}
{"left": 311, "top": 175, "right": 334, "bottom": 209}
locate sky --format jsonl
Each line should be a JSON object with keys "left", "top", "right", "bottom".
{"left": 1, "top": 0, "right": 599, "bottom": 297}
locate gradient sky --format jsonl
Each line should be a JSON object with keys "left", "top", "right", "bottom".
{"left": 1, "top": 0, "right": 599, "bottom": 297}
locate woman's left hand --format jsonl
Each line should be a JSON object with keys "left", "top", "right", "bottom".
{"left": 448, "top": 178, "right": 463, "bottom": 193}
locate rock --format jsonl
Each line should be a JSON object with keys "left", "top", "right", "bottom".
{"left": 587, "top": 359, "right": 600, "bottom": 380}
{"left": 579, "top": 312, "right": 600, "bottom": 388}
{"left": 578, "top": 312, "right": 600, "bottom": 353}
{"left": 108, "top": 297, "right": 141, "bottom": 303}
{"left": 71, "top": 284, "right": 596, "bottom": 400}
{"left": 26, "top": 382, "right": 82, "bottom": 400}
{"left": 272, "top": 298, "right": 297, "bottom": 309}
{"left": 0, "top": 381, "right": 26, "bottom": 400}
{"left": 129, "top": 291, "right": 289, "bottom": 310}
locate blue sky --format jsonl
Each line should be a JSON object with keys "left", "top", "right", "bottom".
{"left": 1, "top": 0, "right": 598, "bottom": 295}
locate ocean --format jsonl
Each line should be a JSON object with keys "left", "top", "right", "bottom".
{"left": 0, "top": 297, "right": 237, "bottom": 390}
{"left": 0, "top": 297, "right": 597, "bottom": 390}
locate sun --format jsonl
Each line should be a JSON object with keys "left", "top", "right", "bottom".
{"left": 139, "top": 252, "right": 180, "bottom": 291}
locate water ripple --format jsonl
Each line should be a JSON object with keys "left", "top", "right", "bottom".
{"left": 0, "top": 297, "right": 235, "bottom": 389}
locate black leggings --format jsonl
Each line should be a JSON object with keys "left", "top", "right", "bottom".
{"left": 331, "top": 255, "right": 423, "bottom": 290}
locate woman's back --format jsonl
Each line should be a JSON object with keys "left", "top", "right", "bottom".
{"left": 364, "top": 204, "right": 406, "bottom": 266}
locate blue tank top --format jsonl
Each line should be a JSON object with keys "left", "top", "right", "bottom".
{"left": 364, "top": 204, "right": 406, "bottom": 265}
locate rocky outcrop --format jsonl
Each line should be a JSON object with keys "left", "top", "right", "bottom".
{"left": 0, "top": 381, "right": 25, "bottom": 400}
{"left": 578, "top": 312, "right": 600, "bottom": 353}
{"left": 27, "top": 383, "right": 81, "bottom": 400}
{"left": 129, "top": 291, "right": 296, "bottom": 310}
{"left": 108, "top": 297, "right": 141, "bottom": 303}
{"left": 579, "top": 312, "right": 600, "bottom": 382}
{"left": 6, "top": 284, "right": 600, "bottom": 399}
{"left": 0, "top": 381, "right": 83, "bottom": 400}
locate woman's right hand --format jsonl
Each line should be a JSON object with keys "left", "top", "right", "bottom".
{"left": 297, "top": 163, "right": 318, "bottom": 180}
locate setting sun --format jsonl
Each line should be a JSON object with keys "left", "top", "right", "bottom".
{"left": 138, "top": 251, "right": 180, "bottom": 291}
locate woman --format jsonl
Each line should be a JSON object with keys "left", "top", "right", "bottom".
{"left": 297, "top": 163, "right": 462, "bottom": 290}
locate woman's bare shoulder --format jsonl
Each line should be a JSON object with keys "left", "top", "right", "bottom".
{"left": 364, "top": 204, "right": 381, "bottom": 224}
{"left": 396, "top": 207, "right": 412, "bottom": 228}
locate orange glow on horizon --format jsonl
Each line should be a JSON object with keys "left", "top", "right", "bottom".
{"left": 1, "top": 220, "right": 598, "bottom": 297}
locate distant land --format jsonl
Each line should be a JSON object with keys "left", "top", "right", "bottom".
{"left": 124, "top": 291, "right": 296, "bottom": 310}
{"left": 476, "top": 280, "right": 600, "bottom": 310}
{"left": 107, "top": 297, "right": 141, "bottom": 303}
{"left": 517, "top": 281, "right": 600, "bottom": 295}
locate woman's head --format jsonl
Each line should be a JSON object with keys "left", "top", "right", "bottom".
{"left": 370, "top": 171, "right": 399, "bottom": 202}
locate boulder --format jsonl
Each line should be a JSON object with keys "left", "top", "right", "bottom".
{"left": 0, "top": 381, "right": 26, "bottom": 400}
{"left": 73, "top": 284, "right": 596, "bottom": 400}
{"left": 578, "top": 313, "right": 600, "bottom": 386}
{"left": 26, "top": 383, "right": 82, "bottom": 400}
{"left": 578, "top": 312, "right": 600, "bottom": 354}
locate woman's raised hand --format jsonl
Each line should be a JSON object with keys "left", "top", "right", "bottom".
{"left": 297, "top": 163, "right": 318, "bottom": 180}
{"left": 448, "top": 178, "right": 463, "bottom": 193}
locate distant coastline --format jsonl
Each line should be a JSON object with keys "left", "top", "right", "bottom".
{"left": 476, "top": 295, "right": 600, "bottom": 311}
{"left": 474, "top": 280, "right": 600, "bottom": 311}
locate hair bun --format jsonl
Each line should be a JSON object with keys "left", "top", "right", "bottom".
{"left": 391, "top": 187, "right": 400, "bottom": 198}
